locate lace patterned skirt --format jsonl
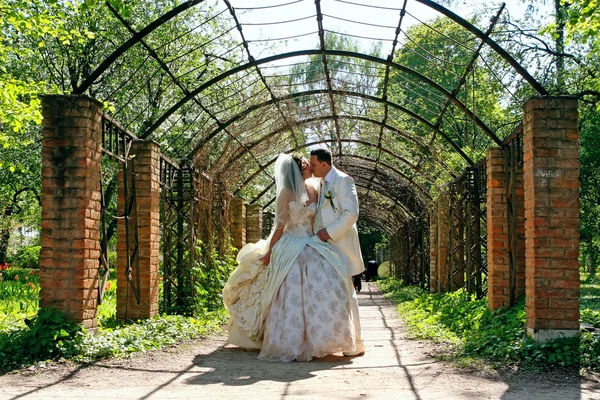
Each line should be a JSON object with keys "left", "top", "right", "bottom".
{"left": 258, "top": 245, "right": 355, "bottom": 362}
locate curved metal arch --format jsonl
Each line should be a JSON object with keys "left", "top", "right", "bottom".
{"left": 223, "top": 115, "right": 450, "bottom": 175}
{"left": 358, "top": 214, "right": 399, "bottom": 237}
{"left": 233, "top": 138, "right": 436, "bottom": 199}
{"left": 75, "top": 0, "right": 207, "bottom": 94}
{"left": 186, "top": 88, "right": 471, "bottom": 164}
{"left": 75, "top": 0, "right": 547, "bottom": 101}
{"left": 237, "top": 149, "right": 432, "bottom": 204}
{"left": 140, "top": 49, "right": 501, "bottom": 151}
{"left": 263, "top": 180, "right": 417, "bottom": 221}
{"left": 356, "top": 182, "right": 414, "bottom": 219}
{"left": 415, "top": 0, "right": 548, "bottom": 96}
{"left": 337, "top": 154, "right": 433, "bottom": 201}
{"left": 247, "top": 155, "right": 431, "bottom": 220}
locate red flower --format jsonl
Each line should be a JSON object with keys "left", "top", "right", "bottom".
{"left": 14, "top": 275, "right": 19, "bottom": 281}
{"left": 28, "top": 281, "right": 35, "bottom": 289}
{"left": 104, "top": 282, "right": 111, "bottom": 291}
{"left": 0, "top": 264, "right": 8, "bottom": 271}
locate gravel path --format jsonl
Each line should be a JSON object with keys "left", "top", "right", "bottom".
{"left": 1, "top": 282, "right": 598, "bottom": 399}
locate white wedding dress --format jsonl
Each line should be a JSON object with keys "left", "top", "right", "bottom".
{"left": 222, "top": 201, "right": 356, "bottom": 362}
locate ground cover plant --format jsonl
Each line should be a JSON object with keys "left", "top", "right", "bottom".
{"left": 0, "top": 261, "right": 228, "bottom": 372}
{"left": 378, "top": 276, "right": 600, "bottom": 373}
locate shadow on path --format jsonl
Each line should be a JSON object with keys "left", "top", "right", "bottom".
{"left": 0, "top": 282, "right": 598, "bottom": 399}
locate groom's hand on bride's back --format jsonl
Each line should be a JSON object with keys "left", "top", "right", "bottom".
{"left": 317, "top": 228, "right": 331, "bottom": 242}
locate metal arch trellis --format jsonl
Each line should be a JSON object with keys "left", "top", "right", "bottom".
{"left": 67, "top": 0, "right": 557, "bottom": 310}
{"left": 99, "top": 114, "right": 141, "bottom": 312}
{"left": 365, "top": 0, "right": 408, "bottom": 198}
{"left": 138, "top": 49, "right": 502, "bottom": 159}
{"left": 440, "top": 160, "right": 488, "bottom": 298}
{"left": 100, "top": 112, "right": 204, "bottom": 316}
{"left": 74, "top": 0, "right": 548, "bottom": 99}
{"left": 236, "top": 138, "right": 436, "bottom": 201}
{"left": 70, "top": 1, "right": 550, "bottom": 215}
{"left": 205, "top": 90, "right": 462, "bottom": 179}
{"left": 503, "top": 124, "right": 524, "bottom": 308}
{"left": 159, "top": 159, "right": 200, "bottom": 315}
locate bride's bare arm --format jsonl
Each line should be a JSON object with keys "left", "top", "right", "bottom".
{"left": 259, "top": 189, "right": 292, "bottom": 265}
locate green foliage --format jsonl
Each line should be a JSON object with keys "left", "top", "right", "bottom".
{"left": 97, "top": 278, "right": 116, "bottom": 322}
{"left": 566, "top": 0, "right": 600, "bottom": 43}
{"left": 0, "top": 265, "right": 39, "bottom": 317}
{"left": 580, "top": 273, "right": 600, "bottom": 327}
{"left": 192, "top": 241, "right": 237, "bottom": 313}
{"left": 0, "top": 265, "right": 227, "bottom": 371}
{"left": 162, "top": 240, "right": 237, "bottom": 316}
{"left": 9, "top": 244, "right": 40, "bottom": 268}
{"left": 74, "top": 312, "right": 226, "bottom": 361}
{"left": 0, "top": 306, "right": 226, "bottom": 371}
{"left": 0, "top": 308, "right": 84, "bottom": 370}
{"left": 378, "top": 278, "right": 600, "bottom": 372}
{"left": 357, "top": 220, "right": 387, "bottom": 261}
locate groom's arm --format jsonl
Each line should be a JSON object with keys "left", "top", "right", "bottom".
{"left": 325, "top": 175, "right": 358, "bottom": 241}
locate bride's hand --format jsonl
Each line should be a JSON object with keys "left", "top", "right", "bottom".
{"left": 259, "top": 251, "right": 271, "bottom": 266}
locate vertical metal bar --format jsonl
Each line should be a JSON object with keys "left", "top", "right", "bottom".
{"left": 465, "top": 176, "right": 474, "bottom": 295}
{"left": 98, "top": 174, "right": 110, "bottom": 304}
{"left": 176, "top": 168, "right": 185, "bottom": 309}
{"left": 504, "top": 132, "right": 520, "bottom": 308}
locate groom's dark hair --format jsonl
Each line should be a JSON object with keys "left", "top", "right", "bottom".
{"left": 310, "top": 148, "right": 332, "bottom": 166}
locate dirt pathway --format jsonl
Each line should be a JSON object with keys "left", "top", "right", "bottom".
{"left": 1, "top": 283, "right": 598, "bottom": 400}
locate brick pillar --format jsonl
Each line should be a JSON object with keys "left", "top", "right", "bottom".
{"left": 245, "top": 204, "right": 263, "bottom": 244}
{"left": 514, "top": 162, "right": 527, "bottom": 301}
{"left": 436, "top": 192, "right": 450, "bottom": 293}
{"left": 231, "top": 197, "right": 246, "bottom": 250}
{"left": 40, "top": 95, "right": 102, "bottom": 330}
{"left": 487, "top": 148, "right": 510, "bottom": 309}
{"left": 429, "top": 208, "right": 438, "bottom": 293}
{"left": 523, "top": 96, "right": 580, "bottom": 342}
{"left": 116, "top": 140, "right": 161, "bottom": 320}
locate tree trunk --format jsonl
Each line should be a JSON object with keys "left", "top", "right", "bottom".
{"left": 0, "top": 229, "right": 9, "bottom": 265}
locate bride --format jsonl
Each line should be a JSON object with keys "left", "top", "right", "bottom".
{"left": 222, "top": 153, "right": 356, "bottom": 362}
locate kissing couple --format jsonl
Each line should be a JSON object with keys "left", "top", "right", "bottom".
{"left": 222, "top": 148, "right": 365, "bottom": 362}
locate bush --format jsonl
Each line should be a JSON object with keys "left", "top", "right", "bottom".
{"left": 10, "top": 245, "right": 41, "bottom": 269}
{"left": 0, "top": 308, "right": 227, "bottom": 371}
{"left": 379, "top": 278, "right": 600, "bottom": 372}
{"left": 0, "top": 308, "right": 83, "bottom": 370}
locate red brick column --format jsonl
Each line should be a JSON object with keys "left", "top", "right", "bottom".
{"left": 523, "top": 96, "right": 580, "bottom": 342}
{"left": 429, "top": 208, "right": 438, "bottom": 293}
{"left": 245, "top": 204, "right": 263, "bottom": 244}
{"left": 487, "top": 148, "right": 510, "bottom": 309}
{"left": 40, "top": 95, "right": 102, "bottom": 330}
{"left": 231, "top": 197, "right": 246, "bottom": 251}
{"left": 116, "top": 140, "right": 161, "bottom": 320}
{"left": 514, "top": 161, "right": 527, "bottom": 302}
{"left": 436, "top": 192, "right": 450, "bottom": 293}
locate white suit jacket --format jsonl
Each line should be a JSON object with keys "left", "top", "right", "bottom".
{"left": 314, "top": 167, "right": 364, "bottom": 277}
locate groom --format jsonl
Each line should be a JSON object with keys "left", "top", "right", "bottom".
{"left": 310, "top": 148, "right": 366, "bottom": 357}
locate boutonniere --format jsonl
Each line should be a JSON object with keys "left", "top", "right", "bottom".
{"left": 324, "top": 190, "right": 337, "bottom": 212}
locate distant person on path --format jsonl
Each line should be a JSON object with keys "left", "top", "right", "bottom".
{"left": 352, "top": 273, "right": 362, "bottom": 293}
{"left": 311, "top": 148, "right": 366, "bottom": 357}
{"left": 365, "top": 259, "right": 379, "bottom": 282}
{"left": 222, "top": 153, "right": 356, "bottom": 362}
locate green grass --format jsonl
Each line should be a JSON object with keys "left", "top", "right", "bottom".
{"left": 378, "top": 276, "right": 600, "bottom": 373}
{"left": 0, "top": 265, "right": 226, "bottom": 372}
{"left": 580, "top": 273, "right": 600, "bottom": 327}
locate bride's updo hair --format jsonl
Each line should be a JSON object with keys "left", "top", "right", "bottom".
{"left": 292, "top": 156, "right": 303, "bottom": 173}
{"left": 278, "top": 154, "right": 303, "bottom": 191}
